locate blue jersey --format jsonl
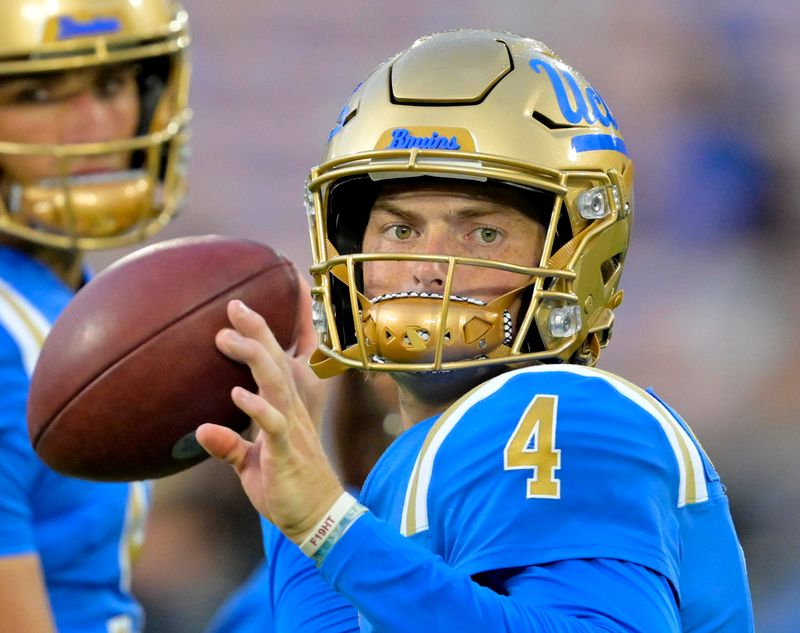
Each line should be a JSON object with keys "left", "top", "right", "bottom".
{"left": 315, "top": 364, "right": 753, "bottom": 632}
{"left": 224, "top": 363, "right": 752, "bottom": 631}
{"left": 0, "top": 247, "right": 150, "bottom": 633}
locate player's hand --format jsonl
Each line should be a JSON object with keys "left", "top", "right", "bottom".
{"left": 195, "top": 299, "right": 344, "bottom": 545}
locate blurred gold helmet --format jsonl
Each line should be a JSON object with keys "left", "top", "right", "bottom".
{"left": 0, "top": 0, "right": 191, "bottom": 250}
{"left": 306, "top": 30, "right": 634, "bottom": 377}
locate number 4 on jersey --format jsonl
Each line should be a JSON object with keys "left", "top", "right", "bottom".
{"left": 504, "top": 394, "right": 561, "bottom": 498}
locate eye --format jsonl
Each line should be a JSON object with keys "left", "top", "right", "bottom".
{"left": 11, "top": 85, "right": 52, "bottom": 104}
{"left": 97, "top": 76, "right": 125, "bottom": 98}
{"left": 474, "top": 227, "right": 499, "bottom": 243}
{"left": 95, "top": 64, "right": 140, "bottom": 99}
{"left": 389, "top": 225, "right": 413, "bottom": 240}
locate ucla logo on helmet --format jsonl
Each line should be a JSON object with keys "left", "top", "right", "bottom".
{"left": 327, "top": 82, "right": 363, "bottom": 142}
{"left": 530, "top": 57, "right": 628, "bottom": 155}
{"left": 529, "top": 57, "right": 618, "bottom": 130}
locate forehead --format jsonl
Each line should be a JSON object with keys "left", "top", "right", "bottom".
{"left": 371, "top": 178, "right": 547, "bottom": 224}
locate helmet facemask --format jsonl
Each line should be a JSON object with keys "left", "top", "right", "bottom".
{"left": 307, "top": 160, "right": 629, "bottom": 378}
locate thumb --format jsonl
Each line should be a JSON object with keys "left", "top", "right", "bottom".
{"left": 195, "top": 423, "right": 252, "bottom": 472}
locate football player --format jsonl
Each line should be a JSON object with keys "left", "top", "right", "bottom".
{"left": 197, "top": 30, "right": 754, "bottom": 632}
{"left": 0, "top": 1, "right": 190, "bottom": 632}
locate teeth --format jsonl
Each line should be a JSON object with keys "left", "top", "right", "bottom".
{"left": 370, "top": 292, "right": 486, "bottom": 306}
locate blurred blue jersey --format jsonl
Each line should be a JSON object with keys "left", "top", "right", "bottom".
{"left": 0, "top": 246, "right": 150, "bottom": 633}
{"left": 203, "top": 557, "right": 273, "bottom": 633}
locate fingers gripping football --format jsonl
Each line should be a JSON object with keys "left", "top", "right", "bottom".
{"left": 216, "top": 300, "right": 296, "bottom": 435}
{"left": 197, "top": 300, "right": 343, "bottom": 544}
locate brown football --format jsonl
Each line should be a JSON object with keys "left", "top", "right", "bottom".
{"left": 27, "top": 235, "right": 300, "bottom": 481}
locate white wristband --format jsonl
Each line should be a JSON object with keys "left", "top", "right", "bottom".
{"left": 298, "top": 492, "right": 364, "bottom": 560}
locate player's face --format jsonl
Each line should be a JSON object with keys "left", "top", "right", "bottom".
{"left": 0, "top": 63, "right": 140, "bottom": 188}
{"left": 362, "top": 180, "right": 546, "bottom": 314}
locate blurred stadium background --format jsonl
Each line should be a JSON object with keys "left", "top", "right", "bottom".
{"left": 88, "top": 1, "right": 800, "bottom": 631}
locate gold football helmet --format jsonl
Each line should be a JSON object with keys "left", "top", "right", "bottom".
{"left": 305, "top": 30, "right": 634, "bottom": 376}
{"left": 0, "top": 0, "right": 191, "bottom": 250}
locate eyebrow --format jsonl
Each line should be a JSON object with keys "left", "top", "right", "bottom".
{"left": 0, "top": 72, "right": 67, "bottom": 89}
{"left": 0, "top": 63, "right": 140, "bottom": 89}
{"left": 371, "top": 200, "right": 510, "bottom": 221}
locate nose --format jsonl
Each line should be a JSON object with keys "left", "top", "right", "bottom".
{"left": 61, "top": 90, "right": 116, "bottom": 144}
{"left": 409, "top": 230, "right": 452, "bottom": 291}
{"left": 411, "top": 257, "right": 449, "bottom": 291}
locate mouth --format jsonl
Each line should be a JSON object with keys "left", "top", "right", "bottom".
{"left": 370, "top": 291, "right": 487, "bottom": 306}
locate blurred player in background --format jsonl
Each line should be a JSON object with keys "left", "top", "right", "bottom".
{"left": 0, "top": 1, "right": 190, "bottom": 631}
{"left": 197, "top": 30, "right": 754, "bottom": 632}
